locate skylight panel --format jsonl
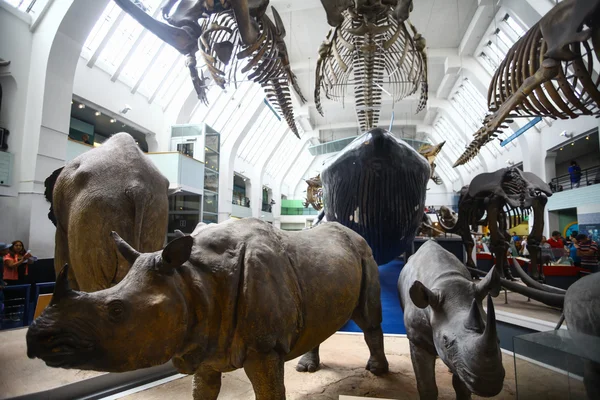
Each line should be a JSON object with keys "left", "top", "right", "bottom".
{"left": 82, "top": 3, "right": 121, "bottom": 58}
{"left": 156, "top": 62, "right": 188, "bottom": 108}
{"left": 238, "top": 108, "right": 270, "bottom": 160}
{"left": 478, "top": 52, "right": 498, "bottom": 74}
{"left": 503, "top": 13, "right": 526, "bottom": 39}
{"left": 120, "top": 32, "right": 162, "bottom": 84}
{"left": 97, "top": 14, "right": 145, "bottom": 71}
{"left": 137, "top": 45, "right": 179, "bottom": 97}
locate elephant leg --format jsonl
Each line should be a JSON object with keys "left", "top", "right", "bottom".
{"left": 528, "top": 196, "right": 548, "bottom": 282}
{"left": 452, "top": 373, "right": 472, "bottom": 400}
{"left": 488, "top": 202, "right": 513, "bottom": 280}
{"left": 461, "top": 225, "right": 476, "bottom": 269}
{"left": 243, "top": 350, "right": 286, "bottom": 400}
{"left": 410, "top": 341, "right": 438, "bottom": 400}
{"left": 296, "top": 345, "right": 320, "bottom": 373}
{"left": 192, "top": 365, "right": 221, "bottom": 400}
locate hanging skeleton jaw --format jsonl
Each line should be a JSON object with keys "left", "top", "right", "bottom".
{"left": 418, "top": 141, "right": 445, "bottom": 185}
{"left": 113, "top": 0, "right": 306, "bottom": 138}
{"left": 315, "top": 1, "right": 427, "bottom": 132}
{"left": 454, "top": 0, "right": 600, "bottom": 167}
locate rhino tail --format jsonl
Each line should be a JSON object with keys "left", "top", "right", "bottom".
{"left": 44, "top": 167, "right": 64, "bottom": 227}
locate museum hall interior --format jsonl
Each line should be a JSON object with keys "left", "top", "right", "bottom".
{"left": 1, "top": 0, "right": 599, "bottom": 399}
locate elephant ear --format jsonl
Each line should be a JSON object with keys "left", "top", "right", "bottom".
{"left": 409, "top": 280, "right": 440, "bottom": 309}
{"left": 160, "top": 236, "right": 193, "bottom": 271}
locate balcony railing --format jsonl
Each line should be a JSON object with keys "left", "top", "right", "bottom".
{"left": 550, "top": 165, "right": 600, "bottom": 192}
{"left": 232, "top": 198, "right": 250, "bottom": 207}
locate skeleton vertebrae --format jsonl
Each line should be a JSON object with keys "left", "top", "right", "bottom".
{"left": 315, "top": 7, "right": 427, "bottom": 131}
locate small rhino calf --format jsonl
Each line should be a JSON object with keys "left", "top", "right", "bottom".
{"left": 398, "top": 240, "right": 505, "bottom": 399}
{"left": 27, "top": 219, "right": 388, "bottom": 400}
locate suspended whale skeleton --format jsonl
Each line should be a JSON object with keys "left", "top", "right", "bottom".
{"left": 315, "top": 0, "right": 428, "bottom": 132}
{"left": 113, "top": 0, "right": 306, "bottom": 137}
{"left": 455, "top": 0, "right": 600, "bottom": 166}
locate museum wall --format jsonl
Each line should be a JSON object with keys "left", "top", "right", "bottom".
{"left": 72, "top": 57, "right": 170, "bottom": 151}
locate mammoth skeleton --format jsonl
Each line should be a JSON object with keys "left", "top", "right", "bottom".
{"left": 455, "top": 0, "right": 600, "bottom": 166}
{"left": 438, "top": 168, "right": 567, "bottom": 309}
{"left": 315, "top": 0, "right": 427, "bottom": 131}
{"left": 113, "top": 0, "right": 306, "bottom": 137}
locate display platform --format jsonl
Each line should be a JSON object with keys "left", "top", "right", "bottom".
{"left": 514, "top": 330, "right": 600, "bottom": 399}
{"left": 117, "top": 334, "right": 518, "bottom": 400}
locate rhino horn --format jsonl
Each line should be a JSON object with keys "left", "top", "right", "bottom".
{"left": 50, "top": 264, "right": 73, "bottom": 305}
{"left": 482, "top": 295, "right": 498, "bottom": 346}
{"left": 476, "top": 266, "right": 501, "bottom": 300}
{"left": 160, "top": 235, "right": 194, "bottom": 271}
{"left": 111, "top": 231, "right": 141, "bottom": 265}
{"left": 465, "top": 299, "right": 484, "bottom": 333}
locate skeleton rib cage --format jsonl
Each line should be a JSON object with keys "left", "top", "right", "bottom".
{"left": 199, "top": 10, "right": 304, "bottom": 137}
{"left": 454, "top": 18, "right": 600, "bottom": 167}
{"left": 315, "top": 10, "right": 427, "bottom": 132}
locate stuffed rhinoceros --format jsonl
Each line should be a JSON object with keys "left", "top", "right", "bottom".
{"left": 27, "top": 218, "right": 389, "bottom": 400}
{"left": 44, "top": 132, "right": 169, "bottom": 292}
{"left": 398, "top": 240, "right": 505, "bottom": 399}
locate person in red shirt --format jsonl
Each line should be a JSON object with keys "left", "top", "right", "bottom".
{"left": 547, "top": 231, "right": 564, "bottom": 249}
{"left": 3, "top": 240, "right": 35, "bottom": 285}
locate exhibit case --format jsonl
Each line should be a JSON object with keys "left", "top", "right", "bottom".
{"left": 513, "top": 329, "right": 600, "bottom": 399}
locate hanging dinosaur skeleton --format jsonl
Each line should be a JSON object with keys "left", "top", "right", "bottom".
{"left": 418, "top": 141, "right": 445, "bottom": 185}
{"left": 315, "top": 0, "right": 427, "bottom": 131}
{"left": 454, "top": 0, "right": 600, "bottom": 166}
{"left": 113, "top": 0, "right": 306, "bottom": 137}
{"left": 437, "top": 168, "right": 567, "bottom": 309}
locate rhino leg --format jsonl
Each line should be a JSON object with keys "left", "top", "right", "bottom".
{"left": 296, "top": 345, "right": 320, "bottom": 373}
{"left": 192, "top": 365, "right": 221, "bottom": 400}
{"left": 409, "top": 341, "right": 438, "bottom": 400}
{"left": 452, "top": 374, "right": 472, "bottom": 400}
{"left": 243, "top": 350, "right": 285, "bottom": 400}
{"left": 351, "top": 256, "right": 389, "bottom": 375}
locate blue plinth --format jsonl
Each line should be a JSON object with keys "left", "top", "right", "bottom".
{"left": 339, "top": 259, "right": 406, "bottom": 334}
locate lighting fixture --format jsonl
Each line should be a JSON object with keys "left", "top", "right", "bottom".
{"left": 78, "top": 104, "right": 85, "bottom": 109}
{"left": 559, "top": 130, "right": 573, "bottom": 138}
{"left": 571, "top": 142, "right": 574, "bottom": 146}
{"left": 71, "top": 101, "right": 73, "bottom": 105}
{"left": 95, "top": 111, "right": 101, "bottom": 116}
{"left": 560, "top": 147, "right": 563, "bottom": 151}
{"left": 586, "top": 136, "right": 590, "bottom": 140}
{"left": 110, "top": 118, "right": 116, "bottom": 123}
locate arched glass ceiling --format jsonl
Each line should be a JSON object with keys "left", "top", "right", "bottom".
{"left": 81, "top": 0, "right": 190, "bottom": 111}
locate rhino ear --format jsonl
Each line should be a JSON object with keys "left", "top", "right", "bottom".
{"left": 160, "top": 236, "right": 193, "bottom": 270}
{"left": 111, "top": 231, "right": 141, "bottom": 265}
{"left": 409, "top": 280, "right": 440, "bottom": 309}
{"left": 476, "top": 266, "right": 501, "bottom": 300}
{"left": 173, "top": 230, "right": 186, "bottom": 239}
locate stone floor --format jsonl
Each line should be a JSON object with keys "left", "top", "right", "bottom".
{"left": 121, "top": 334, "right": 518, "bottom": 400}
{"left": 491, "top": 289, "right": 562, "bottom": 325}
